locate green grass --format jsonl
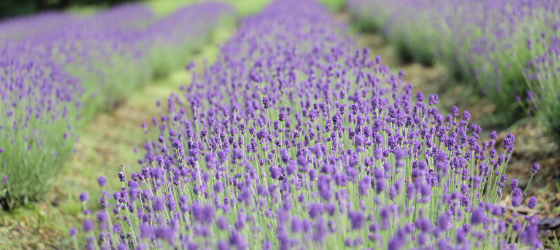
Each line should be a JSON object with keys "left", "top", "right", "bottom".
{"left": 223, "top": 0, "right": 271, "bottom": 17}
{"left": 65, "top": 5, "right": 102, "bottom": 16}
{"left": 318, "top": 0, "right": 346, "bottom": 11}
{"left": 146, "top": 0, "right": 200, "bottom": 17}
{"left": 147, "top": 0, "right": 272, "bottom": 18}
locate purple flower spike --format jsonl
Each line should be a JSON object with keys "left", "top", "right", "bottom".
{"left": 511, "top": 188, "right": 523, "bottom": 207}
{"left": 98, "top": 176, "right": 107, "bottom": 187}
{"left": 79, "top": 192, "right": 89, "bottom": 202}
{"left": 82, "top": 220, "right": 94, "bottom": 232}
{"left": 527, "top": 196, "right": 538, "bottom": 209}
{"left": 531, "top": 162, "right": 540, "bottom": 174}
{"left": 69, "top": 228, "right": 77, "bottom": 237}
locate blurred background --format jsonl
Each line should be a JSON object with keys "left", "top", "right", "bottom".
{"left": 0, "top": 0, "right": 133, "bottom": 19}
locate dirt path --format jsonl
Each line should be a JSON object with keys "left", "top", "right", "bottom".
{"left": 0, "top": 28, "right": 231, "bottom": 249}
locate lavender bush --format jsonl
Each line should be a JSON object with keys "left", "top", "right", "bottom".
{"left": 525, "top": 28, "right": 560, "bottom": 136}
{"left": 0, "top": 12, "right": 76, "bottom": 45}
{"left": 76, "top": 0, "right": 542, "bottom": 249}
{"left": 348, "top": 0, "right": 560, "bottom": 126}
{"left": 0, "top": 2, "right": 235, "bottom": 209}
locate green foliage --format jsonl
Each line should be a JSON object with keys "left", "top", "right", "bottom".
{"left": 349, "top": 1, "right": 389, "bottom": 33}
{"left": 146, "top": 0, "right": 198, "bottom": 17}
{"left": 523, "top": 22, "right": 560, "bottom": 139}
{"left": 224, "top": 0, "right": 271, "bottom": 17}
{"left": 546, "top": 232, "right": 560, "bottom": 250}
{"left": 318, "top": 0, "right": 346, "bottom": 11}
{"left": 0, "top": 115, "right": 75, "bottom": 210}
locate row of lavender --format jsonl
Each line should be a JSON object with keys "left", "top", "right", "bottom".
{"left": 0, "top": 2, "right": 236, "bottom": 210}
{"left": 75, "top": 0, "right": 542, "bottom": 249}
{"left": 348, "top": 0, "right": 560, "bottom": 132}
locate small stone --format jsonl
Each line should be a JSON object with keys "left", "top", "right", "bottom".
{"left": 540, "top": 216, "right": 560, "bottom": 229}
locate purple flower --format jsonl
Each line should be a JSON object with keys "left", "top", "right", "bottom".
{"left": 428, "top": 94, "right": 438, "bottom": 105}
{"left": 308, "top": 203, "right": 323, "bottom": 219}
{"left": 387, "top": 228, "right": 407, "bottom": 250}
{"left": 470, "top": 175, "right": 481, "bottom": 189}
{"left": 269, "top": 165, "right": 281, "bottom": 179}
{"left": 262, "top": 96, "right": 270, "bottom": 109}
{"left": 286, "top": 161, "right": 297, "bottom": 175}
{"left": 490, "top": 131, "right": 497, "bottom": 140}
{"left": 297, "top": 155, "right": 309, "bottom": 172}
{"left": 358, "top": 176, "right": 371, "bottom": 195}
{"left": 218, "top": 216, "right": 229, "bottom": 230}
{"left": 463, "top": 111, "right": 471, "bottom": 121}
{"left": 69, "top": 228, "right": 77, "bottom": 237}
{"left": 186, "top": 61, "right": 196, "bottom": 71}
{"left": 527, "top": 196, "right": 537, "bottom": 209}
{"left": 155, "top": 226, "right": 176, "bottom": 246}
{"left": 510, "top": 179, "right": 518, "bottom": 189}
{"left": 139, "top": 223, "right": 154, "bottom": 239}
{"left": 229, "top": 231, "right": 247, "bottom": 250}
{"left": 532, "top": 162, "right": 540, "bottom": 174}
{"left": 113, "top": 223, "right": 122, "bottom": 234}
{"left": 83, "top": 220, "right": 94, "bottom": 232}
{"left": 79, "top": 192, "right": 89, "bottom": 202}
{"left": 217, "top": 150, "right": 229, "bottom": 163}
{"left": 98, "top": 176, "right": 107, "bottom": 187}
{"left": 512, "top": 187, "right": 523, "bottom": 207}
{"left": 471, "top": 207, "right": 486, "bottom": 225}
{"left": 233, "top": 148, "right": 244, "bottom": 160}
{"left": 192, "top": 202, "right": 214, "bottom": 224}
{"left": 348, "top": 211, "right": 365, "bottom": 230}
{"left": 415, "top": 217, "right": 432, "bottom": 232}
{"left": 118, "top": 171, "right": 125, "bottom": 182}
{"left": 451, "top": 106, "right": 459, "bottom": 117}
{"left": 97, "top": 210, "right": 107, "bottom": 222}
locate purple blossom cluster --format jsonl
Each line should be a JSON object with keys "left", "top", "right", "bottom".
{"left": 0, "top": 2, "right": 235, "bottom": 209}
{"left": 348, "top": 0, "right": 560, "bottom": 124}
{"left": 76, "top": 0, "right": 542, "bottom": 249}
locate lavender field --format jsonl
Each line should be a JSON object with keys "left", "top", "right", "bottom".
{"left": 1, "top": 0, "right": 559, "bottom": 249}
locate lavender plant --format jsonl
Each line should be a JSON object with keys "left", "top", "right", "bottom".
{"left": 524, "top": 29, "right": 560, "bottom": 136}
{"left": 348, "top": 0, "right": 560, "bottom": 126}
{"left": 0, "top": 2, "right": 235, "bottom": 209}
{"left": 76, "top": 0, "right": 543, "bottom": 249}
